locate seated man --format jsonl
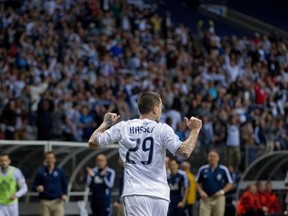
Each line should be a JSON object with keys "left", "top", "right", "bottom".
{"left": 237, "top": 183, "right": 268, "bottom": 216}
{"left": 263, "top": 181, "right": 281, "bottom": 215}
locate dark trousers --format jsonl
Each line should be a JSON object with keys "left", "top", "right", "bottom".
{"left": 168, "top": 202, "right": 186, "bottom": 216}
{"left": 187, "top": 204, "right": 194, "bottom": 216}
{"left": 243, "top": 210, "right": 265, "bottom": 216}
{"left": 5, "top": 129, "right": 14, "bottom": 140}
{"left": 90, "top": 198, "right": 111, "bottom": 216}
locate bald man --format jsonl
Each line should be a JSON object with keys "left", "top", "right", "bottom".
{"left": 180, "top": 161, "right": 196, "bottom": 216}
{"left": 86, "top": 154, "right": 115, "bottom": 216}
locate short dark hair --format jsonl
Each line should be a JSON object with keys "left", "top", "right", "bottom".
{"left": 0, "top": 152, "right": 9, "bottom": 158}
{"left": 168, "top": 159, "right": 178, "bottom": 164}
{"left": 138, "top": 92, "right": 161, "bottom": 115}
{"left": 208, "top": 149, "right": 220, "bottom": 157}
{"left": 44, "top": 151, "right": 56, "bottom": 158}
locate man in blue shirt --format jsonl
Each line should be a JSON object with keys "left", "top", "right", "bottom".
{"left": 86, "top": 154, "right": 115, "bottom": 216}
{"left": 167, "top": 159, "right": 189, "bottom": 216}
{"left": 196, "top": 150, "right": 233, "bottom": 216}
{"left": 32, "top": 151, "right": 68, "bottom": 216}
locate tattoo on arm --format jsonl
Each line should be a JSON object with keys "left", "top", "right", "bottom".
{"left": 88, "top": 132, "right": 99, "bottom": 150}
{"left": 88, "top": 122, "right": 109, "bottom": 150}
{"left": 176, "top": 129, "right": 200, "bottom": 159}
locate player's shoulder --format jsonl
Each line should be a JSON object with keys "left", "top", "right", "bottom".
{"left": 8, "top": 166, "right": 21, "bottom": 174}
{"left": 156, "top": 122, "right": 174, "bottom": 132}
{"left": 112, "top": 120, "right": 125, "bottom": 127}
{"left": 119, "top": 118, "right": 141, "bottom": 127}
{"left": 12, "top": 166, "right": 22, "bottom": 173}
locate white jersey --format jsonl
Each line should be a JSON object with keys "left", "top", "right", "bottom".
{"left": 97, "top": 118, "right": 183, "bottom": 201}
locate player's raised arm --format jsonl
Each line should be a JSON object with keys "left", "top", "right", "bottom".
{"left": 88, "top": 112, "right": 121, "bottom": 150}
{"left": 176, "top": 116, "right": 202, "bottom": 159}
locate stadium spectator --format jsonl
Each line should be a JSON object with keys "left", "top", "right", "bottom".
{"left": 50, "top": 101, "right": 66, "bottom": 140}
{"left": 225, "top": 114, "right": 241, "bottom": 169}
{"left": 175, "top": 119, "right": 189, "bottom": 141}
{"left": 196, "top": 150, "right": 233, "bottom": 216}
{"left": 198, "top": 115, "right": 214, "bottom": 160}
{"left": 32, "top": 151, "right": 68, "bottom": 216}
{"left": 263, "top": 181, "right": 282, "bottom": 215}
{"left": 0, "top": 152, "right": 28, "bottom": 216}
{"left": 36, "top": 99, "right": 53, "bottom": 140}
{"left": 237, "top": 183, "right": 268, "bottom": 216}
{"left": 165, "top": 101, "right": 183, "bottom": 128}
{"left": 180, "top": 161, "right": 196, "bottom": 216}
{"left": 1, "top": 100, "right": 18, "bottom": 140}
{"left": 167, "top": 159, "right": 189, "bottom": 216}
{"left": 256, "top": 181, "right": 268, "bottom": 211}
{"left": 0, "top": 0, "right": 287, "bottom": 177}
{"left": 86, "top": 154, "right": 115, "bottom": 216}
{"left": 79, "top": 105, "right": 96, "bottom": 141}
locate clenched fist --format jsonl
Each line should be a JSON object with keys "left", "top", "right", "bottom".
{"left": 37, "top": 185, "right": 44, "bottom": 193}
{"left": 184, "top": 116, "right": 202, "bottom": 130}
{"left": 103, "top": 112, "right": 121, "bottom": 127}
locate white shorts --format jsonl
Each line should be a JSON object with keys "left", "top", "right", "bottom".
{"left": 123, "top": 195, "right": 169, "bottom": 216}
{"left": 0, "top": 203, "right": 19, "bottom": 216}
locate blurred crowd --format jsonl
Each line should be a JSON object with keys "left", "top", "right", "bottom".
{"left": 0, "top": 0, "right": 288, "bottom": 167}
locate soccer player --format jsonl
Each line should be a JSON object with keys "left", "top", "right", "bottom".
{"left": 0, "top": 153, "right": 28, "bottom": 216}
{"left": 167, "top": 159, "right": 189, "bottom": 216}
{"left": 88, "top": 91, "right": 202, "bottom": 215}
{"left": 86, "top": 154, "right": 115, "bottom": 216}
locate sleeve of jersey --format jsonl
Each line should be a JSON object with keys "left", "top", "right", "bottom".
{"left": 86, "top": 174, "right": 92, "bottom": 186}
{"left": 161, "top": 124, "right": 183, "bottom": 155}
{"left": 195, "top": 167, "right": 203, "bottom": 183}
{"left": 61, "top": 169, "right": 68, "bottom": 195}
{"left": 97, "top": 122, "right": 122, "bottom": 148}
{"left": 14, "top": 168, "right": 28, "bottom": 198}
{"left": 103, "top": 169, "right": 115, "bottom": 189}
{"left": 32, "top": 170, "right": 41, "bottom": 192}
{"left": 86, "top": 168, "right": 97, "bottom": 187}
{"left": 222, "top": 166, "right": 233, "bottom": 184}
{"left": 183, "top": 172, "right": 189, "bottom": 188}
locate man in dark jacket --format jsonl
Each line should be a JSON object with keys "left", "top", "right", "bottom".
{"left": 86, "top": 154, "right": 115, "bottom": 216}
{"left": 32, "top": 151, "right": 68, "bottom": 216}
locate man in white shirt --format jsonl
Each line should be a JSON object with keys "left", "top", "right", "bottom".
{"left": 0, "top": 153, "right": 28, "bottom": 216}
{"left": 88, "top": 91, "right": 202, "bottom": 215}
